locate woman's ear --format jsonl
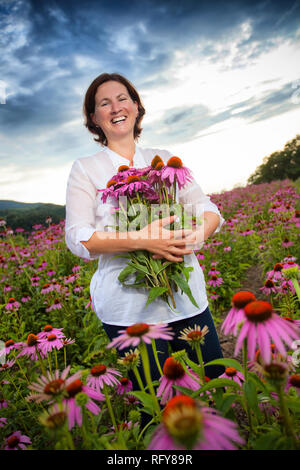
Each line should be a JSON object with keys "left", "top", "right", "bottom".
{"left": 90, "top": 113, "right": 97, "bottom": 126}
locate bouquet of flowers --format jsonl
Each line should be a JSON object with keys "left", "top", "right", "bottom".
{"left": 98, "top": 155, "right": 202, "bottom": 311}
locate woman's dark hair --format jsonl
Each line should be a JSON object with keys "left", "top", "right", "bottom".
{"left": 83, "top": 73, "right": 146, "bottom": 146}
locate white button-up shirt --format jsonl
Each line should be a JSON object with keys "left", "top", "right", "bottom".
{"left": 65, "top": 145, "right": 225, "bottom": 326}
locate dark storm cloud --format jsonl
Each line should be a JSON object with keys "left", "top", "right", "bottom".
{"left": 0, "top": 0, "right": 300, "bottom": 167}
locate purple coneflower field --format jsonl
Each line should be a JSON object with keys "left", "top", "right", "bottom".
{"left": 0, "top": 178, "right": 299, "bottom": 450}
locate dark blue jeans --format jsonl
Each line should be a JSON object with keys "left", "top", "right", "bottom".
{"left": 102, "top": 306, "right": 224, "bottom": 389}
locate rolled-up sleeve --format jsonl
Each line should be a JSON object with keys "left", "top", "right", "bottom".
{"left": 178, "top": 174, "right": 225, "bottom": 235}
{"left": 65, "top": 159, "right": 99, "bottom": 260}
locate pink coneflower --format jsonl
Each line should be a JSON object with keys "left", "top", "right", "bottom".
{"left": 5, "top": 298, "right": 21, "bottom": 311}
{"left": 116, "top": 175, "right": 153, "bottom": 198}
{"left": 209, "top": 291, "right": 220, "bottom": 300}
{"left": 0, "top": 360, "right": 15, "bottom": 371}
{"left": 37, "top": 324, "right": 65, "bottom": 340}
{"left": 4, "top": 431, "right": 32, "bottom": 450}
{"left": 0, "top": 398, "right": 8, "bottom": 409}
{"left": 86, "top": 364, "right": 121, "bottom": 393}
{"left": 116, "top": 377, "right": 133, "bottom": 395}
{"left": 208, "top": 267, "right": 221, "bottom": 276}
{"left": 148, "top": 395, "right": 244, "bottom": 450}
{"left": 0, "top": 417, "right": 7, "bottom": 427}
{"left": 224, "top": 246, "right": 232, "bottom": 252}
{"left": 234, "top": 301, "right": 300, "bottom": 363}
{"left": 85, "top": 297, "right": 94, "bottom": 310}
{"left": 124, "top": 394, "right": 140, "bottom": 406}
{"left": 63, "top": 373, "right": 105, "bottom": 430}
{"left": 161, "top": 157, "right": 193, "bottom": 190}
{"left": 46, "top": 299, "right": 63, "bottom": 312}
{"left": 218, "top": 367, "right": 244, "bottom": 387}
{"left": 222, "top": 291, "right": 256, "bottom": 336}
{"left": 207, "top": 274, "right": 223, "bottom": 288}
{"left": 38, "top": 334, "right": 65, "bottom": 355}
{"left": 196, "top": 251, "right": 205, "bottom": 260}
{"left": 106, "top": 323, "right": 174, "bottom": 350}
{"left": 0, "top": 339, "right": 23, "bottom": 357}
{"left": 282, "top": 238, "right": 294, "bottom": 248}
{"left": 157, "top": 357, "right": 200, "bottom": 405}
{"left": 286, "top": 374, "right": 300, "bottom": 395}
{"left": 266, "top": 263, "right": 284, "bottom": 280}
{"left": 27, "top": 366, "right": 72, "bottom": 403}
{"left": 41, "top": 283, "right": 54, "bottom": 294}
{"left": 3, "top": 284, "right": 12, "bottom": 292}
{"left": 17, "top": 333, "right": 45, "bottom": 361}
{"left": 260, "top": 278, "right": 280, "bottom": 296}
{"left": 21, "top": 295, "right": 31, "bottom": 303}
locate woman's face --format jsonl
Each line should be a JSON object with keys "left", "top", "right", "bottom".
{"left": 91, "top": 80, "right": 139, "bottom": 144}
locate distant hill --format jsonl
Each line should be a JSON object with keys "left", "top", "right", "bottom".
{"left": 0, "top": 200, "right": 65, "bottom": 231}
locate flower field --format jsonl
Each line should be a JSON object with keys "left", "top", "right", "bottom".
{"left": 0, "top": 178, "right": 299, "bottom": 451}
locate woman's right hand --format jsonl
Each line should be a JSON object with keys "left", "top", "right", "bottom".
{"left": 136, "top": 215, "right": 197, "bottom": 262}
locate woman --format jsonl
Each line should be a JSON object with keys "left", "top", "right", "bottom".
{"left": 65, "top": 72, "right": 225, "bottom": 389}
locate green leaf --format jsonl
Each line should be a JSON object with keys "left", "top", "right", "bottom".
{"left": 219, "top": 394, "right": 238, "bottom": 415}
{"left": 173, "top": 385, "right": 199, "bottom": 397}
{"left": 243, "top": 381, "right": 260, "bottom": 417}
{"left": 145, "top": 286, "right": 169, "bottom": 307}
{"left": 193, "top": 378, "right": 242, "bottom": 396}
{"left": 118, "top": 265, "right": 137, "bottom": 283}
{"left": 182, "top": 266, "right": 194, "bottom": 282}
{"left": 127, "top": 262, "right": 150, "bottom": 276}
{"left": 169, "top": 272, "right": 199, "bottom": 308}
{"left": 129, "top": 391, "right": 157, "bottom": 414}
{"left": 253, "top": 431, "right": 283, "bottom": 450}
{"left": 204, "top": 358, "right": 243, "bottom": 373}
{"left": 285, "top": 398, "right": 300, "bottom": 413}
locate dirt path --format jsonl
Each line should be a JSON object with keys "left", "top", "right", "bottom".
{"left": 215, "top": 264, "right": 266, "bottom": 360}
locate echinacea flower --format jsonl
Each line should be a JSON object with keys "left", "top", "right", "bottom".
{"left": 266, "top": 263, "right": 284, "bottom": 280}
{"left": 4, "top": 431, "right": 31, "bottom": 450}
{"left": 148, "top": 395, "right": 244, "bottom": 450}
{"left": 63, "top": 373, "right": 105, "bottom": 430}
{"left": 0, "top": 340, "right": 23, "bottom": 357}
{"left": 17, "top": 333, "right": 45, "bottom": 361}
{"left": 286, "top": 374, "right": 300, "bottom": 395}
{"left": 0, "top": 398, "right": 8, "bottom": 409}
{"left": 178, "top": 324, "right": 209, "bottom": 346}
{"left": 106, "top": 323, "right": 174, "bottom": 350}
{"left": 0, "top": 417, "right": 7, "bottom": 427}
{"left": 0, "top": 360, "right": 15, "bottom": 371}
{"left": 218, "top": 367, "right": 244, "bottom": 387}
{"left": 46, "top": 299, "right": 63, "bottom": 312}
{"left": 157, "top": 357, "right": 200, "bottom": 405}
{"left": 116, "top": 377, "right": 133, "bottom": 395}
{"left": 117, "top": 348, "right": 141, "bottom": 369}
{"left": 221, "top": 291, "right": 256, "bottom": 336}
{"left": 38, "top": 334, "right": 65, "bottom": 355}
{"left": 161, "top": 157, "right": 193, "bottom": 190}
{"left": 37, "top": 324, "right": 65, "bottom": 340}
{"left": 260, "top": 279, "right": 280, "bottom": 296}
{"left": 234, "top": 300, "right": 300, "bottom": 363}
{"left": 5, "top": 298, "right": 21, "bottom": 311}
{"left": 27, "top": 366, "right": 72, "bottom": 403}
{"left": 86, "top": 364, "right": 121, "bottom": 393}
{"left": 39, "top": 403, "right": 69, "bottom": 430}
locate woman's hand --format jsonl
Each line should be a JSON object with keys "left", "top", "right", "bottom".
{"left": 136, "top": 215, "right": 198, "bottom": 262}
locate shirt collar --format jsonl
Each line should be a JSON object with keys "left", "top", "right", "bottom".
{"left": 101, "top": 145, "right": 145, "bottom": 169}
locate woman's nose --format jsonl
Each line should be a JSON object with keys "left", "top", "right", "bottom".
{"left": 110, "top": 101, "right": 121, "bottom": 113}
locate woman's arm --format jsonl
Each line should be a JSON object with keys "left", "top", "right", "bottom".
{"left": 81, "top": 215, "right": 196, "bottom": 262}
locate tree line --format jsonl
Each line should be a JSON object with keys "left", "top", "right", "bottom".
{"left": 247, "top": 134, "right": 300, "bottom": 184}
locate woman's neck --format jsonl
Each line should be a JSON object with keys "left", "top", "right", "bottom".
{"left": 107, "top": 139, "right": 136, "bottom": 164}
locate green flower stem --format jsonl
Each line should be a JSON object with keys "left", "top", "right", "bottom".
{"left": 103, "top": 384, "right": 126, "bottom": 448}
{"left": 138, "top": 340, "right": 161, "bottom": 417}
{"left": 137, "top": 417, "right": 155, "bottom": 443}
{"left": 36, "top": 347, "right": 47, "bottom": 376}
{"left": 194, "top": 343, "right": 205, "bottom": 383}
{"left": 9, "top": 373, "right": 34, "bottom": 418}
{"left": 276, "top": 383, "right": 298, "bottom": 447}
{"left": 291, "top": 278, "right": 300, "bottom": 302}
{"left": 242, "top": 339, "right": 253, "bottom": 433}
{"left": 13, "top": 352, "right": 30, "bottom": 384}
{"left": 151, "top": 339, "right": 163, "bottom": 376}
{"left": 54, "top": 348, "right": 58, "bottom": 370}
{"left": 132, "top": 365, "right": 145, "bottom": 392}
{"left": 64, "top": 347, "right": 67, "bottom": 370}
{"left": 66, "top": 430, "right": 75, "bottom": 450}
{"left": 47, "top": 352, "right": 53, "bottom": 374}
{"left": 160, "top": 269, "right": 176, "bottom": 308}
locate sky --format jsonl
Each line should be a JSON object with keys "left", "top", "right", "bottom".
{"left": 0, "top": 0, "right": 300, "bottom": 204}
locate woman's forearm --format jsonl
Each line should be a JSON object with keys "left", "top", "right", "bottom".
{"left": 203, "top": 211, "right": 220, "bottom": 240}
{"left": 81, "top": 230, "right": 143, "bottom": 256}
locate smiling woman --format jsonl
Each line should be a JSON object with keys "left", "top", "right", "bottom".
{"left": 65, "top": 72, "right": 225, "bottom": 405}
